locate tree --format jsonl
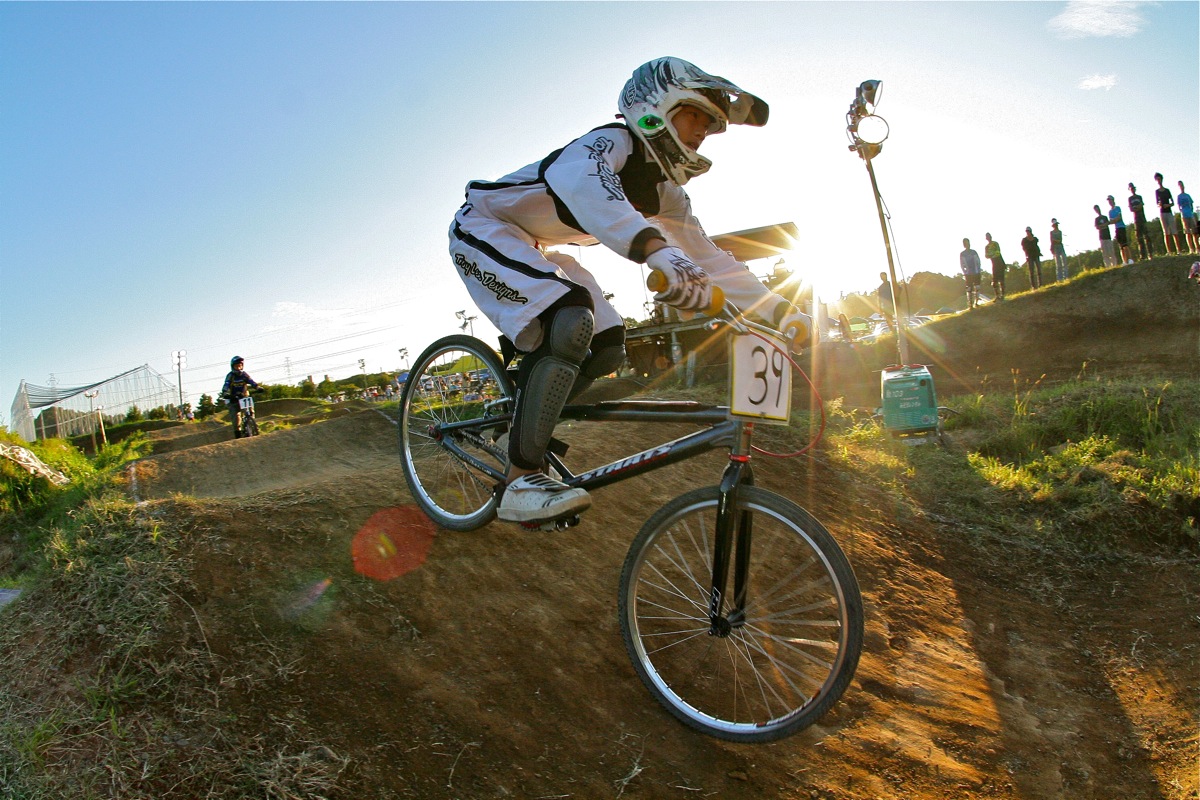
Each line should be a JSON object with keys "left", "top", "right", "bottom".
{"left": 196, "top": 394, "right": 218, "bottom": 419}
{"left": 124, "top": 405, "right": 143, "bottom": 423}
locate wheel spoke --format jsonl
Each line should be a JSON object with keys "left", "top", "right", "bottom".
{"left": 619, "top": 487, "right": 862, "bottom": 742}
{"left": 399, "top": 337, "right": 512, "bottom": 531}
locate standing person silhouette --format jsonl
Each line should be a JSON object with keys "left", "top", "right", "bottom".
{"left": 1154, "top": 172, "right": 1182, "bottom": 255}
{"left": 876, "top": 271, "right": 896, "bottom": 330}
{"left": 1021, "top": 227, "right": 1042, "bottom": 289}
{"left": 984, "top": 233, "right": 1006, "bottom": 298}
{"left": 1128, "top": 183, "right": 1153, "bottom": 261}
{"left": 1093, "top": 205, "right": 1117, "bottom": 268}
{"left": 1049, "top": 219, "right": 1068, "bottom": 281}
{"left": 959, "top": 238, "right": 982, "bottom": 308}
{"left": 1179, "top": 181, "right": 1198, "bottom": 255}
{"left": 1108, "top": 195, "right": 1133, "bottom": 265}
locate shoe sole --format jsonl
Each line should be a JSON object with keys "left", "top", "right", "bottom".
{"left": 497, "top": 494, "right": 592, "bottom": 524}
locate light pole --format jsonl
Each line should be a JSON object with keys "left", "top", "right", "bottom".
{"left": 845, "top": 80, "right": 908, "bottom": 365}
{"left": 358, "top": 358, "right": 368, "bottom": 394}
{"left": 847, "top": 80, "right": 942, "bottom": 442}
{"left": 455, "top": 310, "right": 476, "bottom": 337}
{"left": 398, "top": 348, "right": 409, "bottom": 371}
{"left": 84, "top": 390, "right": 100, "bottom": 451}
{"left": 171, "top": 350, "right": 187, "bottom": 411}
{"left": 84, "top": 390, "right": 107, "bottom": 449}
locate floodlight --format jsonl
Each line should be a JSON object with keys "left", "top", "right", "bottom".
{"left": 857, "top": 80, "right": 882, "bottom": 108}
{"left": 855, "top": 114, "right": 890, "bottom": 146}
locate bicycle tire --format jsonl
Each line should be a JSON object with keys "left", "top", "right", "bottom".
{"left": 619, "top": 486, "right": 862, "bottom": 742}
{"left": 243, "top": 416, "right": 259, "bottom": 437}
{"left": 399, "top": 335, "right": 514, "bottom": 531}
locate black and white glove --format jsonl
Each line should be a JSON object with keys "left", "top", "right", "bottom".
{"left": 646, "top": 247, "right": 713, "bottom": 312}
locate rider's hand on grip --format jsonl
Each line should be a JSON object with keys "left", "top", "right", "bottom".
{"left": 778, "top": 307, "right": 814, "bottom": 354}
{"left": 645, "top": 247, "right": 722, "bottom": 315}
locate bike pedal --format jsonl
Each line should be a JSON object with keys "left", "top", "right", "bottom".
{"left": 518, "top": 514, "right": 581, "bottom": 532}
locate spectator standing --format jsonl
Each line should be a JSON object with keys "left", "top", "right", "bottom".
{"left": 984, "top": 232, "right": 1006, "bottom": 299}
{"left": 876, "top": 271, "right": 896, "bottom": 330}
{"left": 1021, "top": 227, "right": 1042, "bottom": 289}
{"left": 1179, "top": 181, "right": 1198, "bottom": 255}
{"left": 1108, "top": 195, "right": 1133, "bottom": 264}
{"left": 1050, "top": 218, "right": 1068, "bottom": 281}
{"left": 959, "top": 238, "right": 982, "bottom": 308}
{"left": 1094, "top": 204, "right": 1117, "bottom": 267}
{"left": 1128, "top": 183, "right": 1153, "bottom": 260}
{"left": 1154, "top": 173, "right": 1182, "bottom": 255}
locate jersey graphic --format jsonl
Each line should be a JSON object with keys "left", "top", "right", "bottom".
{"left": 583, "top": 136, "right": 625, "bottom": 202}
{"left": 455, "top": 253, "right": 529, "bottom": 304}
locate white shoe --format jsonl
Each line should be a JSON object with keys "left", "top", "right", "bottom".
{"left": 498, "top": 473, "right": 591, "bottom": 523}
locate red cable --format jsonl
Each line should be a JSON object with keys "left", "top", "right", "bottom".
{"left": 743, "top": 330, "right": 826, "bottom": 459}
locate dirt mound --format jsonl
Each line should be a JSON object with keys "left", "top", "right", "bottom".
{"left": 124, "top": 408, "right": 1197, "bottom": 799}
{"left": 132, "top": 408, "right": 399, "bottom": 500}
{"left": 254, "top": 398, "right": 326, "bottom": 418}
{"left": 824, "top": 258, "right": 1200, "bottom": 406}
{"left": 84, "top": 261, "right": 1200, "bottom": 798}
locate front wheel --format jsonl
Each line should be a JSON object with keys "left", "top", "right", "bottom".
{"left": 243, "top": 416, "right": 259, "bottom": 437}
{"left": 619, "top": 486, "right": 863, "bottom": 742}
{"left": 399, "top": 335, "right": 514, "bottom": 531}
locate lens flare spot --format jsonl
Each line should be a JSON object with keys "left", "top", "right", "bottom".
{"left": 281, "top": 577, "right": 333, "bottom": 621}
{"left": 351, "top": 506, "right": 436, "bottom": 581}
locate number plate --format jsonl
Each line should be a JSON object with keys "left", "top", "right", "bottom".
{"left": 239, "top": 396, "right": 254, "bottom": 411}
{"left": 730, "top": 334, "right": 791, "bottom": 424}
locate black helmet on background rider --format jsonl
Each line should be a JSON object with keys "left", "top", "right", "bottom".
{"left": 231, "top": 356, "right": 244, "bottom": 369}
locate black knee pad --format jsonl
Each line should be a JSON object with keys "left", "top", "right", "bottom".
{"left": 510, "top": 305, "right": 594, "bottom": 469}
{"left": 581, "top": 326, "right": 626, "bottom": 380}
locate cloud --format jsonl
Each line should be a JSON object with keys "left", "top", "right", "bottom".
{"left": 1048, "top": 1, "right": 1146, "bottom": 39}
{"left": 1078, "top": 73, "right": 1119, "bottom": 90}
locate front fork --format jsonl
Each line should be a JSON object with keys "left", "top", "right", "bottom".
{"left": 708, "top": 422, "right": 754, "bottom": 636}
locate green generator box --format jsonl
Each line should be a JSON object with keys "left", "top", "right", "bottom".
{"left": 880, "top": 365, "right": 939, "bottom": 435}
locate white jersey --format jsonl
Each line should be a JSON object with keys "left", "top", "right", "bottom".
{"left": 450, "top": 123, "right": 784, "bottom": 350}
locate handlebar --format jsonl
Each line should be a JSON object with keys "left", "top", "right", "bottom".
{"left": 648, "top": 268, "right": 824, "bottom": 455}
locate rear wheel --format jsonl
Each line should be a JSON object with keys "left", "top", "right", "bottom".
{"left": 619, "top": 486, "right": 863, "bottom": 742}
{"left": 399, "top": 335, "right": 513, "bottom": 531}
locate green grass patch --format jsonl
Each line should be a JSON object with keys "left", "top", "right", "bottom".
{"left": 827, "top": 376, "right": 1200, "bottom": 552}
{"left": 0, "top": 471, "right": 347, "bottom": 798}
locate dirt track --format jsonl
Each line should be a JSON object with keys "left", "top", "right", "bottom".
{"left": 119, "top": 261, "right": 1200, "bottom": 799}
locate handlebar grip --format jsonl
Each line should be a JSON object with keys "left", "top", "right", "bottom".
{"left": 646, "top": 270, "right": 725, "bottom": 317}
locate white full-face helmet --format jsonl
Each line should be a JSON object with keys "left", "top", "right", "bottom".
{"left": 619, "top": 57, "right": 768, "bottom": 186}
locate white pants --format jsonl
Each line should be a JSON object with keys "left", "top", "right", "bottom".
{"left": 448, "top": 207, "right": 625, "bottom": 352}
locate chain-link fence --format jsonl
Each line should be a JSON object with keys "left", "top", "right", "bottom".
{"left": 9, "top": 364, "right": 178, "bottom": 443}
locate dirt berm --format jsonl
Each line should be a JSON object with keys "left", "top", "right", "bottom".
{"left": 56, "top": 261, "right": 1200, "bottom": 797}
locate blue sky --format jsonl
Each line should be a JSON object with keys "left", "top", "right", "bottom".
{"left": 2, "top": 1, "right": 1197, "bottom": 427}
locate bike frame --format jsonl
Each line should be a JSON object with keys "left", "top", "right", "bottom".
{"left": 432, "top": 398, "right": 759, "bottom": 635}
{"left": 237, "top": 395, "right": 257, "bottom": 436}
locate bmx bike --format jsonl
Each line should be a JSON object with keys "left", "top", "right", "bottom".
{"left": 233, "top": 392, "right": 262, "bottom": 438}
{"left": 397, "top": 304, "right": 863, "bottom": 743}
